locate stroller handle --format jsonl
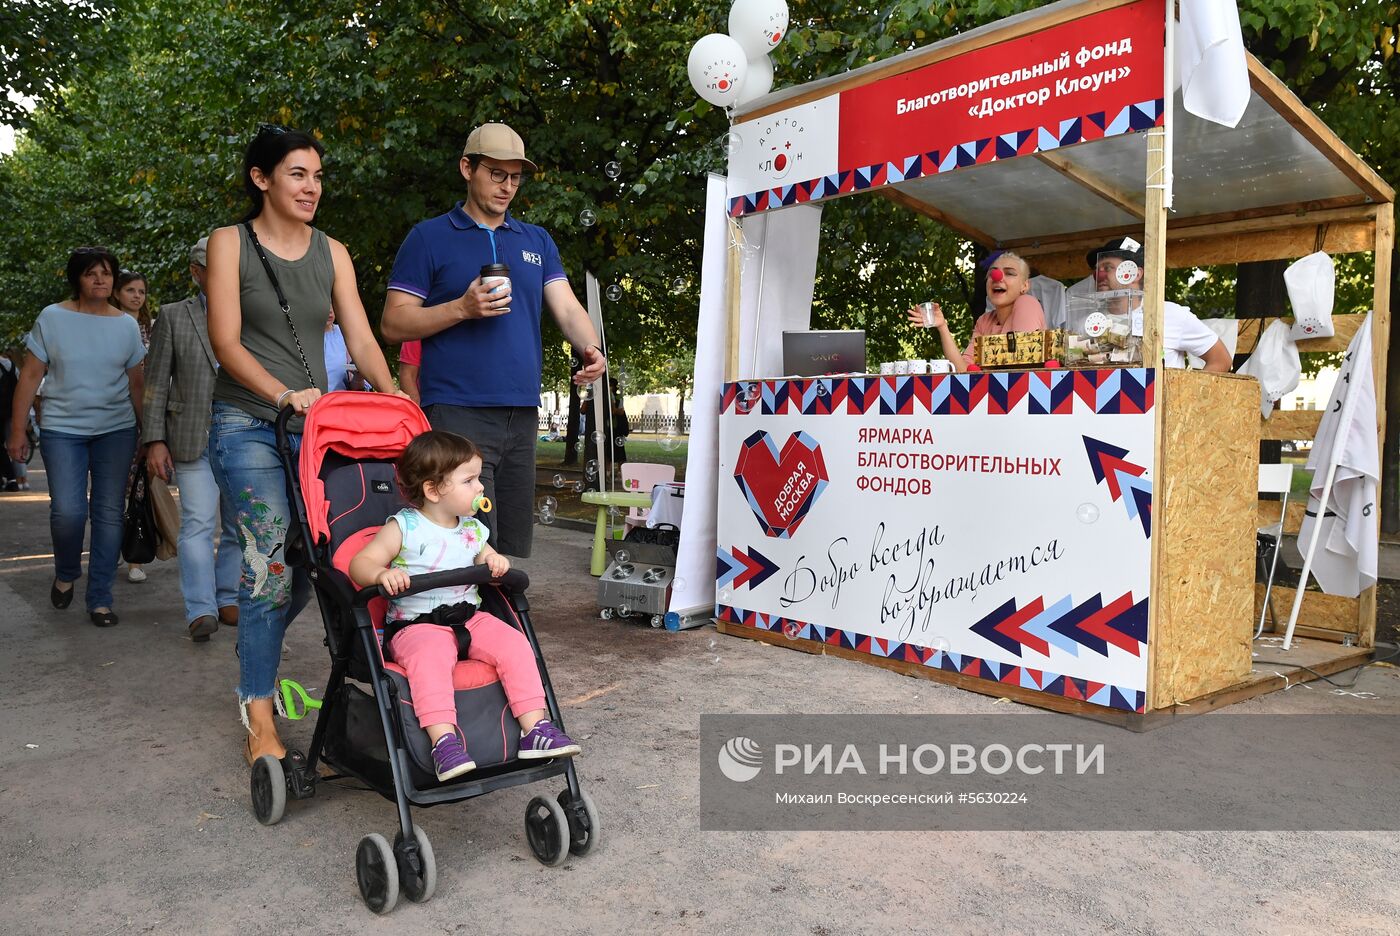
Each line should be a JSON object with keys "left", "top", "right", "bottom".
{"left": 354, "top": 566, "right": 531, "bottom": 606}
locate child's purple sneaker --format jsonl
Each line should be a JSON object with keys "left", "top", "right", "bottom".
{"left": 431, "top": 730, "right": 476, "bottom": 781}
{"left": 518, "top": 719, "right": 581, "bottom": 760}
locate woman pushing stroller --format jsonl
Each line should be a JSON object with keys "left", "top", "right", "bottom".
{"left": 350, "top": 430, "right": 581, "bottom": 781}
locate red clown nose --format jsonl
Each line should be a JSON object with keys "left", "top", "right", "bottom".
{"left": 989, "top": 268, "right": 1005, "bottom": 282}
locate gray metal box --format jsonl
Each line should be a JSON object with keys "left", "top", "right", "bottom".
{"left": 597, "top": 560, "right": 673, "bottom": 622}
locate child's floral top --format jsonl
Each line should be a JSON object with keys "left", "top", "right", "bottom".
{"left": 383, "top": 507, "right": 490, "bottom": 622}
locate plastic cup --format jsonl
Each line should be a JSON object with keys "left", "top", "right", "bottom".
{"left": 917, "top": 301, "right": 938, "bottom": 327}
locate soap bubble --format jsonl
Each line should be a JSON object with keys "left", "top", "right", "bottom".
{"left": 718, "top": 587, "right": 733, "bottom": 603}
{"left": 743, "top": 383, "right": 761, "bottom": 401}
{"left": 931, "top": 636, "right": 950, "bottom": 654}
{"left": 574, "top": 440, "right": 584, "bottom": 452}
{"left": 782, "top": 620, "right": 802, "bottom": 640}
{"left": 553, "top": 473, "right": 566, "bottom": 488}
{"left": 673, "top": 577, "right": 686, "bottom": 590}
{"left": 614, "top": 437, "right": 625, "bottom": 448}
{"left": 619, "top": 603, "right": 631, "bottom": 617}
{"left": 593, "top": 430, "right": 604, "bottom": 444}
{"left": 718, "top": 130, "right": 742, "bottom": 157}
{"left": 607, "top": 506, "right": 622, "bottom": 521}
{"left": 603, "top": 161, "right": 621, "bottom": 180}
{"left": 663, "top": 358, "right": 679, "bottom": 374}
{"left": 670, "top": 277, "right": 687, "bottom": 295}
{"left": 659, "top": 435, "right": 681, "bottom": 452}
{"left": 815, "top": 380, "right": 828, "bottom": 397}
{"left": 538, "top": 508, "right": 555, "bottom": 525}
{"left": 616, "top": 550, "right": 630, "bottom": 564}
{"left": 541, "top": 496, "right": 558, "bottom": 512}
{"left": 578, "top": 209, "right": 596, "bottom": 227}
{"left": 1076, "top": 503, "right": 1100, "bottom": 524}
{"left": 578, "top": 383, "right": 592, "bottom": 401}
{"left": 605, "top": 284, "right": 623, "bottom": 302}
{"left": 584, "top": 460, "right": 598, "bottom": 481}
{"left": 572, "top": 481, "right": 584, "bottom": 493}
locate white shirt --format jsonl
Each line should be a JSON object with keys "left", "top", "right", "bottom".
{"left": 1159, "top": 302, "right": 1223, "bottom": 368}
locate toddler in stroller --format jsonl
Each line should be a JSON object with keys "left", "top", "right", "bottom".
{"left": 259, "top": 393, "right": 598, "bottom": 914}
{"left": 349, "top": 430, "right": 581, "bottom": 780}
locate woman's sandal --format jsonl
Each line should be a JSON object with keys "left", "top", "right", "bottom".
{"left": 50, "top": 579, "right": 74, "bottom": 609}
{"left": 89, "top": 610, "right": 118, "bottom": 628}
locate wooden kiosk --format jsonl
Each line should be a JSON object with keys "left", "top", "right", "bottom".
{"left": 713, "top": 0, "right": 1392, "bottom": 723}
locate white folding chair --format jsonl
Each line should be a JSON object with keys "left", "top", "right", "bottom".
{"left": 1256, "top": 463, "right": 1295, "bottom": 639}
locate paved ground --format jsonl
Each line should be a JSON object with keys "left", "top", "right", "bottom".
{"left": 2, "top": 463, "right": 1399, "bottom": 936}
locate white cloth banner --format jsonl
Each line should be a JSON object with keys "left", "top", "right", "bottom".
{"left": 668, "top": 175, "right": 732, "bottom": 620}
{"left": 737, "top": 203, "right": 823, "bottom": 377}
{"left": 1299, "top": 314, "right": 1379, "bottom": 597}
{"left": 1177, "top": 0, "right": 1250, "bottom": 129}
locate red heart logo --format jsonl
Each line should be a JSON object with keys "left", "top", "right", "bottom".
{"left": 733, "top": 430, "right": 829, "bottom": 538}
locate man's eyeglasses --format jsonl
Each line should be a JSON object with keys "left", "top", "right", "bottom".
{"left": 483, "top": 166, "right": 527, "bottom": 187}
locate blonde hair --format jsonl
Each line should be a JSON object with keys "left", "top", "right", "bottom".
{"left": 989, "top": 251, "right": 1031, "bottom": 279}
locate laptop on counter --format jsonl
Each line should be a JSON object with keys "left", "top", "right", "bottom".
{"left": 781, "top": 330, "right": 867, "bottom": 377}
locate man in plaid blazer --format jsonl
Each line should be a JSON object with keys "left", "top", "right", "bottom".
{"left": 142, "top": 237, "right": 241, "bottom": 643}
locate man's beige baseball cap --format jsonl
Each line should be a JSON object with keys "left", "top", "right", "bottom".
{"left": 462, "top": 123, "right": 538, "bottom": 172}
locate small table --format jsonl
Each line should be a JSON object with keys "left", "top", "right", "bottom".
{"left": 579, "top": 491, "right": 654, "bottom": 576}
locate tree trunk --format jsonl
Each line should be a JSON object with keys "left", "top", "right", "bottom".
{"left": 1235, "top": 259, "right": 1290, "bottom": 466}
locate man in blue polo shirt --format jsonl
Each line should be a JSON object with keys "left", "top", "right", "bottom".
{"left": 382, "top": 123, "right": 606, "bottom": 557}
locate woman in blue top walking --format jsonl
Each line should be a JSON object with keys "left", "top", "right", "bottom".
{"left": 6, "top": 247, "right": 147, "bottom": 627}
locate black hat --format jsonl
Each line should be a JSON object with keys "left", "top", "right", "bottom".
{"left": 1086, "top": 236, "right": 1144, "bottom": 270}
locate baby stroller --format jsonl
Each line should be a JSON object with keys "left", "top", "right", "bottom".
{"left": 258, "top": 393, "right": 598, "bottom": 913}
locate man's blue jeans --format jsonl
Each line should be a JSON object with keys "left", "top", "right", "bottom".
{"left": 209, "top": 403, "right": 309, "bottom": 702}
{"left": 40, "top": 426, "right": 138, "bottom": 612}
{"left": 174, "top": 444, "right": 242, "bottom": 625}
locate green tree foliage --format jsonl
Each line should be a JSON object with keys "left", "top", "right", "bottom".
{"left": 1, "top": 0, "right": 1396, "bottom": 387}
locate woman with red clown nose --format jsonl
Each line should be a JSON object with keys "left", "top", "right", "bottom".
{"left": 905, "top": 250, "right": 1046, "bottom": 372}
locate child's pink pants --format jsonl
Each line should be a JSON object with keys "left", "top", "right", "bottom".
{"left": 387, "top": 610, "right": 546, "bottom": 729}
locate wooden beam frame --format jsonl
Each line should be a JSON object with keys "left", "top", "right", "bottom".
{"left": 879, "top": 188, "right": 996, "bottom": 246}
{"left": 1033, "top": 151, "right": 1145, "bottom": 219}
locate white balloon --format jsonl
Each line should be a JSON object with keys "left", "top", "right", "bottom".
{"left": 728, "top": 0, "right": 789, "bottom": 59}
{"left": 734, "top": 55, "right": 774, "bottom": 106}
{"left": 688, "top": 33, "right": 749, "bottom": 108}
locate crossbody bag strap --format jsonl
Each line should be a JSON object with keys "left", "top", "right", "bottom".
{"left": 241, "top": 221, "right": 318, "bottom": 390}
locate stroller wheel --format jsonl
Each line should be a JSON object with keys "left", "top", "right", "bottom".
{"left": 524, "top": 795, "right": 570, "bottom": 867}
{"left": 355, "top": 833, "right": 399, "bottom": 914}
{"left": 250, "top": 754, "right": 286, "bottom": 826}
{"left": 558, "top": 789, "right": 601, "bottom": 857}
{"left": 599, "top": 608, "right": 614, "bottom": 620}
{"left": 395, "top": 825, "right": 437, "bottom": 903}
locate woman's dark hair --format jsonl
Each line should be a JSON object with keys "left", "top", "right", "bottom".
{"left": 113, "top": 270, "right": 152, "bottom": 329}
{"left": 396, "top": 430, "right": 482, "bottom": 508}
{"left": 65, "top": 246, "right": 120, "bottom": 299}
{"left": 242, "top": 124, "right": 326, "bottom": 221}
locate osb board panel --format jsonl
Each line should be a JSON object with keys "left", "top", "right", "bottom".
{"left": 1236, "top": 314, "right": 1366, "bottom": 355}
{"left": 1150, "top": 638, "right": 1371, "bottom": 719}
{"left": 1260, "top": 410, "right": 1323, "bottom": 441}
{"left": 1029, "top": 224, "right": 1374, "bottom": 280}
{"left": 1256, "top": 500, "right": 1306, "bottom": 536}
{"left": 1153, "top": 370, "right": 1258, "bottom": 708}
{"left": 1255, "top": 584, "right": 1360, "bottom": 634}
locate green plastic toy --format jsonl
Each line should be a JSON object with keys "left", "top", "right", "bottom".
{"left": 279, "top": 678, "right": 322, "bottom": 720}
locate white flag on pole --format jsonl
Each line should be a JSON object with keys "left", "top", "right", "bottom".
{"left": 1177, "top": 0, "right": 1250, "bottom": 129}
{"left": 1298, "top": 314, "right": 1379, "bottom": 597}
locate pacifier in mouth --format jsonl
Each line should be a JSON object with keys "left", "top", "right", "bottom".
{"left": 473, "top": 494, "right": 493, "bottom": 513}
